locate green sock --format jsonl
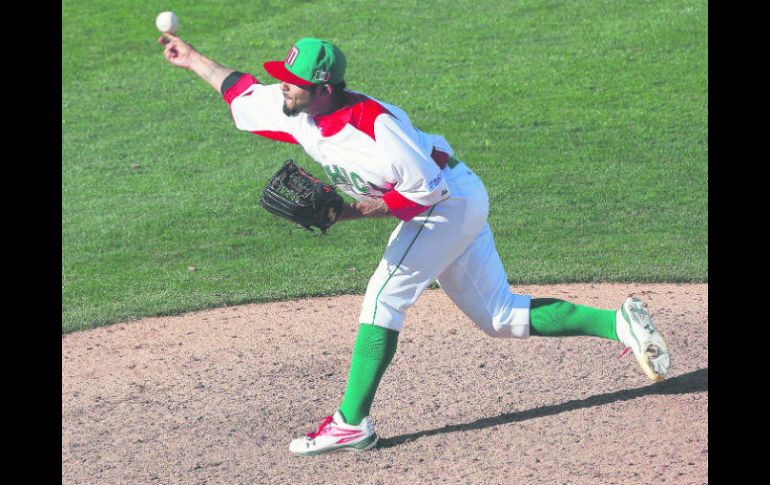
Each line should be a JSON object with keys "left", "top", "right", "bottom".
{"left": 529, "top": 298, "right": 618, "bottom": 340}
{"left": 338, "top": 324, "right": 399, "bottom": 426}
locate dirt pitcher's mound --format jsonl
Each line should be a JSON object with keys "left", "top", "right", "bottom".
{"left": 62, "top": 283, "right": 707, "bottom": 485}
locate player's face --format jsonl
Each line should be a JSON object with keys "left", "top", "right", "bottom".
{"left": 281, "top": 82, "right": 316, "bottom": 117}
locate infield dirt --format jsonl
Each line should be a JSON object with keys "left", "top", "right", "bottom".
{"left": 62, "top": 283, "right": 707, "bottom": 484}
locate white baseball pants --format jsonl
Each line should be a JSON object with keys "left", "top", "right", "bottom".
{"left": 358, "top": 162, "right": 532, "bottom": 337}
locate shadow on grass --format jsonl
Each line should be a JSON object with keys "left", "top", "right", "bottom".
{"left": 377, "top": 367, "right": 708, "bottom": 449}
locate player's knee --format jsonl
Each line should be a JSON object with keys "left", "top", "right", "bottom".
{"left": 471, "top": 309, "right": 530, "bottom": 339}
{"left": 359, "top": 299, "right": 406, "bottom": 333}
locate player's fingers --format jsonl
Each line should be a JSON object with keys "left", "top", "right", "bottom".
{"left": 160, "top": 40, "right": 177, "bottom": 57}
{"left": 159, "top": 32, "right": 181, "bottom": 46}
{"left": 164, "top": 45, "right": 179, "bottom": 60}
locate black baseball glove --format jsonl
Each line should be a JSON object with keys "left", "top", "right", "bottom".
{"left": 260, "top": 160, "right": 344, "bottom": 233}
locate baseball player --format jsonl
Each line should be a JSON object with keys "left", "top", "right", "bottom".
{"left": 158, "top": 34, "right": 671, "bottom": 456}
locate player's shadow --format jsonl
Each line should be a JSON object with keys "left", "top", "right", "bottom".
{"left": 377, "top": 367, "right": 708, "bottom": 449}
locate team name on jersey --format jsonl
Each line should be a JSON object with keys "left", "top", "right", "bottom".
{"left": 323, "top": 164, "right": 387, "bottom": 197}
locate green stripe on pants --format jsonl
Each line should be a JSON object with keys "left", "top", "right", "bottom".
{"left": 366, "top": 205, "right": 436, "bottom": 325}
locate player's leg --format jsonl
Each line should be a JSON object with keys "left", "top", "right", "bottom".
{"left": 357, "top": 195, "right": 489, "bottom": 333}
{"left": 529, "top": 298, "right": 617, "bottom": 339}
{"left": 337, "top": 324, "right": 398, "bottom": 427}
{"left": 288, "top": 323, "right": 392, "bottom": 456}
{"left": 435, "top": 223, "right": 533, "bottom": 339}
{"left": 436, "top": 226, "right": 670, "bottom": 380}
{"left": 528, "top": 296, "right": 669, "bottom": 381}
{"left": 290, "top": 188, "right": 488, "bottom": 455}
{"left": 340, "top": 195, "right": 488, "bottom": 424}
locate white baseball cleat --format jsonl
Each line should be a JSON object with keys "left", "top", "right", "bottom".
{"left": 616, "top": 297, "right": 671, "bottom": 381}
{"left": 289, "top": 410, "right": 379, "bottom": 456}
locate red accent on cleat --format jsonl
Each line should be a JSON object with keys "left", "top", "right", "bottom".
{"left": 306, "top": 416, "right": 334, "bottom": 438}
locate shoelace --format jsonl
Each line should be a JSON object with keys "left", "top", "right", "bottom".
{"left": 618, "top": 347, "right": 631, "bottom": 358}
{"left": 306, "top": 416, "right": 334, "bottom": 439}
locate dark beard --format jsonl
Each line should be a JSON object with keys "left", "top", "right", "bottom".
{"left": 282, "top": 102, "right": 300, "bottom": 117}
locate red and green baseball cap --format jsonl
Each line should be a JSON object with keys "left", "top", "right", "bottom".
{"left": 263, "top": 38, "right": 346, "bottom": 86}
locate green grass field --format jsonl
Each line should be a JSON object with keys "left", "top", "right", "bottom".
{"left": 62, "top": 0, "right": 707, "bottom": 333}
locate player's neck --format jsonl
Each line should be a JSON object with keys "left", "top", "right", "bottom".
{"left": 309, "top": 90, "right": 349, "bottom": 118}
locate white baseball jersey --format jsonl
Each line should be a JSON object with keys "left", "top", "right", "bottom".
{"left": 223, "top": 74, "right": 532, "bottom": 335}
{"left": 224, "top": 74, "right": 458, "bottom": 220}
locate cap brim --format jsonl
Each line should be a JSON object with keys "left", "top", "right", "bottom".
{"left": 263, "top": 61, "right": 314, "bottom": 86}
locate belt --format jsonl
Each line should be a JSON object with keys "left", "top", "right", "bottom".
{"left": 430, "top": 148, "right": 460, "bottom": 170}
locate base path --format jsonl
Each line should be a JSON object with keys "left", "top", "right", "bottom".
{"left": 62, "top": 283, "right": 708, "bottom": 485}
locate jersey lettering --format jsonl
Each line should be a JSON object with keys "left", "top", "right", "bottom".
{"left": 324, "top": 164, "right": 350, "bottom": 185}
{"left": 428, "top": 173, "right": 443, "bottom": 190}
{"left": 351, "top": 173, "right": 369, "bottom": 193}
{"left": 323, "top": 164, "right": 373, "bottom": 195}
{"left": 339, "top": 167, "right": 351, "bottom": 187}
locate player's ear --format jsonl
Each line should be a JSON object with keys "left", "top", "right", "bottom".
{"left": 317, "top": 84, "right": 333, "bottom": 96}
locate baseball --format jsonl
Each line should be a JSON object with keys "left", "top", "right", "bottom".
{"left": 155, "top": 11, "right": 179, "bottom": 33}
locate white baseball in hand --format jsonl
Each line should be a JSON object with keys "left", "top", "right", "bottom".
{"left": 155, "top": 11, "right": 179, "bottom": 33}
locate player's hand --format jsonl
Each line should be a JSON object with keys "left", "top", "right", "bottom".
{"left": 158, "top": 32, "right": 197, "bottom": 69}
